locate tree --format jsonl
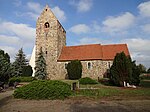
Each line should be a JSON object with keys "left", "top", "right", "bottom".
{"left": 34, "top": 48, "right": 47, "bottom": 80}
{"left": 12, "top": 48, "right": 28, "bottom": 77}
{"left": 147, "top": 68, "right": 150, "bottom": 73}
{"left": 66, "top": 60, "right": 82, "bottom": 80}
{"left": 0, "top": 49, "right": 11, "bottom": 82}
{"left": 137, "top": 64, "right": 146, "bottom": 73}
{"left": 22, "top": 65, "right": 33, "bottom": 76}
{"left": 110, "top": 52, "right": 132, "bottom": 86}
{"left": 131, "top": 61, "right": 140, "bottom": 86}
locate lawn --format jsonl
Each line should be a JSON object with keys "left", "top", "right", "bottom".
{"left": 62, "top": 79, "right": 150, "bottom": 100}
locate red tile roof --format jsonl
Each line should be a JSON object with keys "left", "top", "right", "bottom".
{"left": 58, "top": 44, "right": 130, "bottom": 61}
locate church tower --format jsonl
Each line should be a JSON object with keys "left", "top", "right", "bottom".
{"left": 36, "top": 5, "right": 66, "bottom": 79}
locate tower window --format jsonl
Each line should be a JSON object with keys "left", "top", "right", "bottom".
{"left": 87, "top": 62, "right": 92, "bottom": 69}
{"left": 46, "top": 9, "right": 47, "bottom": 11}
{"left": 46, "top": 51, "right": 47, "bottom": 54}
{"left": 44, "top": 22, "right": 50, "bottom": 28}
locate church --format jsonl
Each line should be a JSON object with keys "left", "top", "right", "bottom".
{"left": 29, "top": 5, "right": 130, "bottom": 80}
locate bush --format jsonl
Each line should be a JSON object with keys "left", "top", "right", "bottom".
{"left": 67, "top": 60, "right": 82, "bottom": 80}
{"left": 98, "top": 78, "right": 111, "bottom": 86}
{"left": 79, "top": 77, "right": 98, "bottom": 85}
{"left": 13, "top": 80, "right": 72, "bottom": 100}
{"left": 22, "top": 65, "right": 33, "bottom": 77}
{"left": 9, "top": 77, "right": 36, "bottom": 86}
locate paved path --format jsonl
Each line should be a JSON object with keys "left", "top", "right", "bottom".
{"left": 0, "top": 89, "right": 14, "bottom": 101}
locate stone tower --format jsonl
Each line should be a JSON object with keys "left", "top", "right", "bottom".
{"left": 36, "top": 5, "right": 66, "bottom": 79}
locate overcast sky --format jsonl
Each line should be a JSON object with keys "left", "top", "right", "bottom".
{"left": 0, "top": 0, "right": 150, "bottom": 68}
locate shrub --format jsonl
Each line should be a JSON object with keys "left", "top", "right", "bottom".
{"left": 22, "top": 65, "right": 33, "bottom": 77}
{"left": 9, "top": 77, "right": 36, "bottom": 86}
{"left": 98, "top": 78, "right": 111, "bottom": 86}
{"left": 67, "top": 60, "right": 82, "bottom": 80}
{"left": 13, "top": 80, "right": 72, "bottom": 100}
{"left": 79, "top": 77, "right": 98, "bottom": 85}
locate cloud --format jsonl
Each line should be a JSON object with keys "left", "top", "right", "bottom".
{"left": 0, "top": 35, "right": 21, "bottom": 45}
{"left": 68, "top": 24, "right": 90, "bottom": 34}
{"left": 122, "top": 38, "right": 150, "bottom": 68}
{"left": 27, "top": 2, "right": 43, "bottom": 14}
{"left": 70, "top": 0, "right": 93, "bottom": 12}
{"left": 15, "top": 2, "right": 66, "bottom": 22}
{"left": 138, "top": 1, "right": 150, "bottom": 17}
{"left": 141, "top": 24, "right": 150, "bottom": 34}
{"left": 52, "top": 6, "right": 66, "bottom": 22}
{"left": 0, "top": 21, "right": 35, "bottom": 62}
{"left": 0, "top": 21, "right": 35, "bottom": 41}
{"left": 102, "top": 12, "right": 135, "bottom": 34}
{"left": 77, "top": 37, "right": 102, "bottom": 45}
{"left": 0, "top": 46, "right": 17, "bottom": 61}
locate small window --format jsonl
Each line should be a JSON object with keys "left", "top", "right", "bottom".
{"left": 46, "top": 9, "right": 47, "bottom": 11}
{"left": 44, "top": 22, "right": 50, "bottom": 28}
{"left": 45, "top": 51, "right": 47, "bottom": 54}
{"left": 87, "top": 62, "right": 92, "bottom": 69}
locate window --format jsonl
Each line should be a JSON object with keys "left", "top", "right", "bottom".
{"left": 45, "top": 9, "right": 47, "bottom": 11}
{"left": 45, "top": 51, "right": 47, "bottom": 54}
{"left": 87, "top": 62, "right": 92, "bottom": 69}
{"left": 44, "top": 22, "right": 50, "bottom": 28}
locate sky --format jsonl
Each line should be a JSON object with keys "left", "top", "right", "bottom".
{"left": 0, "top": 0, "right": 150, "bottom": 68}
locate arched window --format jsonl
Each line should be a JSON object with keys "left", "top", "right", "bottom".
{"left": 44, "top": 22, "right": 50, "bottom": 28}
{"left": 87, "top": 62, "right": 92, "bottom": 69}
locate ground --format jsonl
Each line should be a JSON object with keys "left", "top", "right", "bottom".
{"left": 0, "top": 89, "right": 150, "bottom": 112}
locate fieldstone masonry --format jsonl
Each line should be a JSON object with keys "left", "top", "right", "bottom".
{"left": 35, "top": 5, "right": 114, "bottom": 80}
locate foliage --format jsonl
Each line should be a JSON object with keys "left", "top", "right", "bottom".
{"left": 13, "top": 80, "right": 72, "bottom": 100}
{"left": 140, "top": 74, "right": 150, "bottom": 80}
{"left": 0, "top": 49, "right": 11, "bottom": 82}
{"left": 131, "top": 61, "right": 140, "bottom": 86}
{"left": 34, "top": 48, "right": 47, "bottom": 80}
{"left": 137, "top": 64, "right": 146, "bottom": 73}
{"left": 98, "top": 78, "right": 112, "bottom": 86}
{"left": 140, "top": 80, "right": 150, "bottom": 88}
{"left": 22, "top": 65, "right": 33, "bottom": 77}
{"left": 67, "top": 60, "right": 82, "bottom": 80}
{"left": 110, "top": 52, "right": 132, "bottom": 86}
{"left": 79, "top": 77, "right": 98, "bottom": 85}
{"left": 12, "top": 48, "right": 28, "bottom": 77}
{"left": 147, "top": 68, "right": 150, "bottom": 73}
{"left": 9, "top": 76, "right": 36, "bottom": 84}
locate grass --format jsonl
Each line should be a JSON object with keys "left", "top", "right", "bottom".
{"left": 71, "top": 79, "right": 150, "bottom": 100}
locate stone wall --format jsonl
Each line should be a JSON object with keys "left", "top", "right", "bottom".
{"left": 57, "top": 60, "right": 113, "bottom": 80}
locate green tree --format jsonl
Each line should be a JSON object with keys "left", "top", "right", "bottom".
{"left": 66, "top": 60, "right": 82, "bottom": 80}
{"left": 138, "top": 64, "right": 146, "bottom": 73}
{"left": 147, "top": 68, "right": 150, "bottom": 73}
{"left": 22, "top": 65, "right": 33, "bottom": 76}
{"left": 0, "top": 49, "right": 11, "bottom": 82}
{"left": 110, "top": 52, "right": 132, "bottom": 86}
{"left": 34, "top": 48, "right": 47, "bottom": 80}
{"left": 131, "top": 61, "right": 140, "bottom": 86}
{"left": 12, "top": 48, "right": 28, "bottom": 77}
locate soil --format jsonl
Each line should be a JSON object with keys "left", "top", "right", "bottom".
{"left": 0, "top": 90, "right": 150, "bottom": 112}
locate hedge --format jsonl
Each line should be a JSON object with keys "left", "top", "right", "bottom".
{"left": 13, "top": 80, "right": 72, "bottom": 100}
{"left": 79, "top": 77, "right": 98, "bottom": 85}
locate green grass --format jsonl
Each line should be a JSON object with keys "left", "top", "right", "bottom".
{"left": 140, "top": 80, "right": 150, "bottom": 88}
